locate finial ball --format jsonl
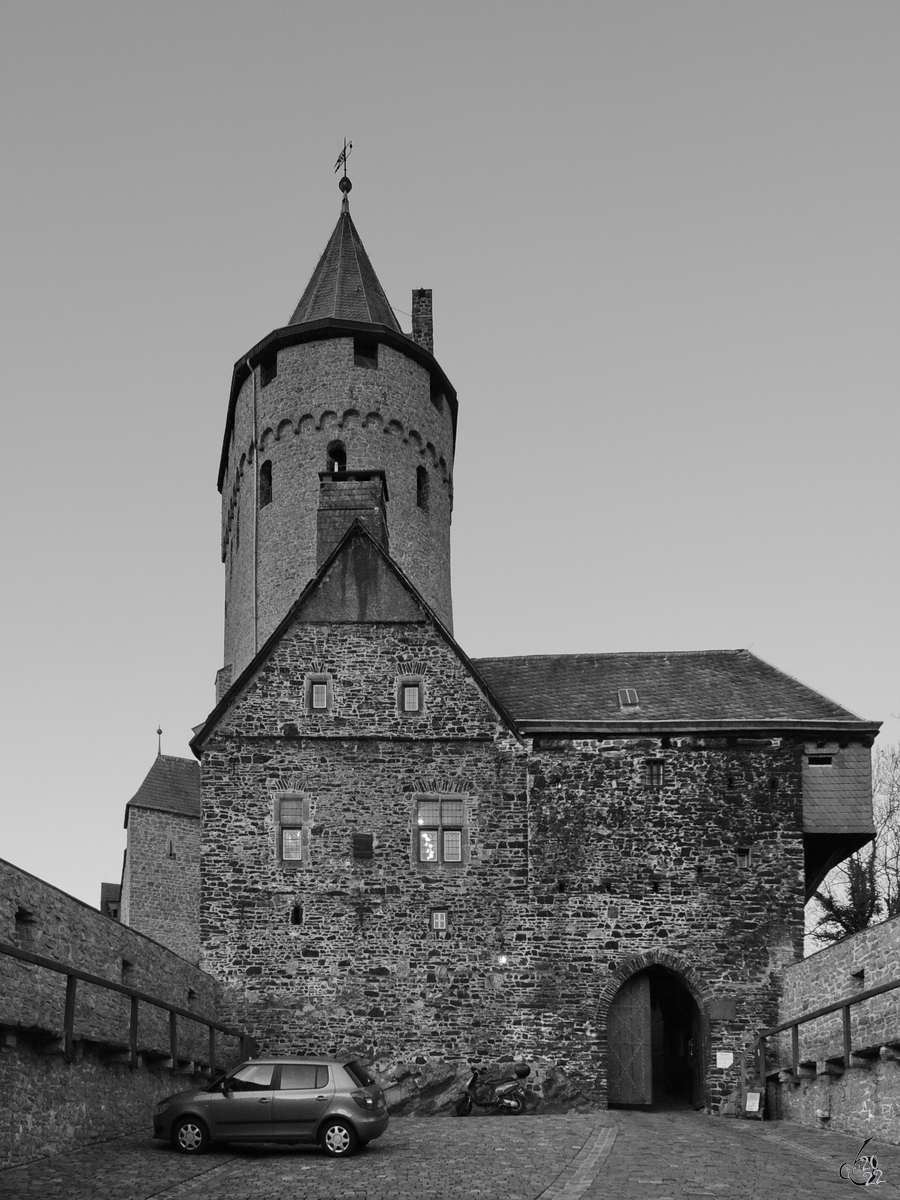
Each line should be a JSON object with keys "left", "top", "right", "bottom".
{"left": 339, "top": 176, "right": 352, "bottom": 195}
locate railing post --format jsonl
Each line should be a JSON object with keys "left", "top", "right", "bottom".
{"left": 791, "top": 1024, "right": 799, "bottom": 1076}
{"left": 758, "top": 1036, "right": 767, "bottom": 1083}
{"left": 843, "top": 1004, "right": 852, "bottom": 1068}
{"left": 64, "top": 974, "right": 77, "bottom": 1062}
{"left": 208, "top": 1026, "right": 216, "bottom": 1076}
{"left": 130, "top": 995, "right": 139, "bottom": 1069}
{"left": 169, "top": 1009, "right": 178, "bottom": 1070}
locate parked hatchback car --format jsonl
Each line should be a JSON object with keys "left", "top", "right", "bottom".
{"left": 153, "top": 1056, "right": 389, "bottom": 1157}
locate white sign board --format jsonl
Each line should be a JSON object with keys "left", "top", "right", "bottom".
{"left": 745, "top": 1091, "right": 761, "bottom": 1112}
{"left": 716, "top": 1051, "right": 733, "bottom": 1068}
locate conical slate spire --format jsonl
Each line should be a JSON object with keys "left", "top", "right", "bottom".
{"left": 288, "top": 205, "right": 402, "bottom": 332}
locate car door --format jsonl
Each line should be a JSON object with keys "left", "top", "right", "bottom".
{"left": 207, "top": 1062, "right": 276, "bottom": 1139}
{"left": 270, "top": 1063, "right": 335, "bottom": 1140}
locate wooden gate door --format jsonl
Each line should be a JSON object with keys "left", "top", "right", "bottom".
{"left": 607, "top": 972, "right": 652, "bottom": 1106}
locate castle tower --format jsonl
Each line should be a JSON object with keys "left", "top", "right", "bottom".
{"left": 217, "top": 178, "right": 458, "bottom": 692}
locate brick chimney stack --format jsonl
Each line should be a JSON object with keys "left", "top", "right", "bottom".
{"left": 316, "top": 470, "right": 390, "bottom": 567}
{"left": 411, "top": 289, "right": 433, "bottom": 354}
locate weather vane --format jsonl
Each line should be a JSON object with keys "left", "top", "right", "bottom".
{"left": 334, "top": 138, "right": 352, "bottom": 177}
{"left": 335, "top": 138, "right": 353, "bottom": 207}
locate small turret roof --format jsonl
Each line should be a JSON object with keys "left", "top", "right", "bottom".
{"left": 124, "top": 754, "right": 200, "bottom": 825}
{"left": 288, "top": 206, "right": 402, "bottom": 332}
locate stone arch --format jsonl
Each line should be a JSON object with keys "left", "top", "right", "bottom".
{"left": 599, "top": 950, "right": 712, "bottom": 1019}
{"left": 599, "top": 950, "right": 711, "bottom": 1109}
{"left": 276, "top": 418, "right": 294, "bottom": 441}
{"left": 339, "top": 408, "right": 360, "bottom": 430}
{"left": 259, "top": 426, "right": 276, "bottom": 451}
{"left": 317, "top": 410, "right": 338, "bottom": 431}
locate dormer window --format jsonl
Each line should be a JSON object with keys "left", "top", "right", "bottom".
{"left": 618, "top": 688, "right": 639, "bottom": 709}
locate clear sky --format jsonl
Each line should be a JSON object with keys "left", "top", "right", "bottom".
{"left": 1, "top": 1, "right": 897, "bottom": 909}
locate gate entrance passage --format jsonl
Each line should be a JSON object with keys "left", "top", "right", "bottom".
{"left": 607, "top": 965, "right": 703, "bottom": 1108}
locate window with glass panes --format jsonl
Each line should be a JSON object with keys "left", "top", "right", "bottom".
{"left": 416, "top": 797, "right": 465, "bottom": 863}
{"left": 399, "top": 679, "right": 423, "bottom": 714}
{"left": 279, "top": 796, "right": 305, "bottom": 862}
{"left": 306, "top": 674, "right": 331, "bottom": 713}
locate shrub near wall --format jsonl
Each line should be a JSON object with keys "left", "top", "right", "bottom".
{"left": 0, "top": 859, "right": 242, "bottom": 1168}
{"left": 773, "top": 915, "right": 900, "bottom": 1145}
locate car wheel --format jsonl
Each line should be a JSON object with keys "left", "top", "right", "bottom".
{"left": 320, "top": 1119, "right": 358, "bottom": 1157}
{"left": 453, "top": 1094, "right": 472, "bottom": 1116}
{"left": 172, "top": 1116, "right": 210, "bottom": 1154}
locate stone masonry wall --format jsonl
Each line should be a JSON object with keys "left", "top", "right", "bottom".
{"left": 772, "top": 916, "right": 900, "bottom": 1144}
{"left": 199, "top": 602, "right": 810, "bottom": 1113}
{"left": 222, "top": 337, "right": 455, "bottom": 678}
{"left": 0, "top": 859, "right": 242, "bottom": 1166}
{"left": 124, "top": 808, "right": 200, "bottom": 963}
{"left": 524, "top": 735, "right": 806, "bottom": 1110}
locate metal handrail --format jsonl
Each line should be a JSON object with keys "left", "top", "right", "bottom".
{"left": 0, "top": 939, "right": 253, "bottom": 1069}
{"left": 753, "top": 975, "right": 900, "bottom": 1082}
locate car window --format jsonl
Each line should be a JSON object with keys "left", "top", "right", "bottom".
{"left": 228, "top": 1063, "right": 275, "bottom": 1091}
{"left": 279, "top": 1064, "right": 328, "bottom": 1090}
{"left": 343, "top": 1060, "right": 375, "bottom": 1087}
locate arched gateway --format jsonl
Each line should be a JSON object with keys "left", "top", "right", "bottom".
{"left": 600, "top": 952, "right": 709, "bottom": 1109}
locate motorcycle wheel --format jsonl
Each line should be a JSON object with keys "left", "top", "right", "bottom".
{"left": 502, "top": 1094, "right": 525, "bottom": 1114}
{"left": 454, "top": 1094, "right": 472, "bottom": 1116}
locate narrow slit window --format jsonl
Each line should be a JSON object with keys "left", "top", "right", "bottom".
{"left": 416, "top": 465, "right": 429, "bottom": 511}
{"left": 259, "top": 460, "right": 272, "bottom": 508}
{"left": 735, "top": 847, "right": 751, "bottom": 869}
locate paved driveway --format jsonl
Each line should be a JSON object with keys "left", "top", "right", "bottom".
{"left": 1, "top": 1111, "right": 898, "bottom": 1200}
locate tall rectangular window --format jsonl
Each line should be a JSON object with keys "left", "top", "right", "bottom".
{"left": 306, "top": 674, "right": 332, "bottom": 714}
{"left": 417, "top": 797, "right": 465, "bottom": 864}
{"left": 646, "top": 760, "right": 665, "bottom": 788}
{"left": 398, "top": 678, "right": 424, "bottom": 716}
{"left": 277, "top": 795, "right": 308, "bottom": 866}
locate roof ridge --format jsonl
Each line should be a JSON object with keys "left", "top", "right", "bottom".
{"left": 472, "top": 649, "right": 747, "bottom": 663}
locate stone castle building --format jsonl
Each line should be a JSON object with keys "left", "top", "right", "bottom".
{"left": 114, "top": 178, "right": 879, "bottom": 1111}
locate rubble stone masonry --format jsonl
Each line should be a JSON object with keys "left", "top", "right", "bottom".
{"left": 199, "top": 604, "right": 808, "bottom": 1112}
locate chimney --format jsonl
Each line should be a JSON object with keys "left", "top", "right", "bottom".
{"left": 316, "top": 470, "right": 390, "bottom": 567}
{"left": 411, "top": 289, "right": 433, "bottom": 354}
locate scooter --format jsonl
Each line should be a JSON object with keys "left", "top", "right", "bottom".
{"left": 453, "top": 1062, "right": 530, "bottom": 1115}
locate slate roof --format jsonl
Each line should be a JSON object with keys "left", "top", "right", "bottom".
{"left": 471, "top": 649, "right": 879, "bottom": 734}
{"left": 124, "top": 754, "right": 201, "bottom": 825}
{"left": 288, "top": 207, "right": 402, "bottom": 332}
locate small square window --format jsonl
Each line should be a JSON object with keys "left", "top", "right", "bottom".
{"left": 306, "top": 674, "right": 332, "bottom": 713}
{"left": 431, "top": 909, "right": 449, "bottom": 932}
{"left": 618, "top": 688, "right": 639, "bottom": 708}
{"left": 646, "top": 760, "right": 665, "bottom": 788}
{"left": 399, "top": 678, "right": 424, "bottom": 716}
{"left": 736, "top": 847, "right": 751, "bottom": 869}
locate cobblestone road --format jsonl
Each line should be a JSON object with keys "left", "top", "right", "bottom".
{"left": 2, "top": 1111, "right": 898, "bottom": 1200}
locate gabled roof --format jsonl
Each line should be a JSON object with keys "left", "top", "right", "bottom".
{"left": 124, "top": 754, "right": 201, "bottom": 825}
{"left": 472, "top": 649, "right": 880, "bottom": 737}
{"left": 191, "top": 522, "right": 521, "bottom": 754}
{"left": 288, "top": 208, "right": 402, "bottom": 332}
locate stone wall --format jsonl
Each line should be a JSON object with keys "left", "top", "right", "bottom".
{"left": 778, "top": 914, "right": 900, "bottom": 1064}
{"left": 198, "top": 579, "right": 809, "bottom": 1113}
{"left": 221, "top": 337, "right": 455, "bottom": 678}
{"left": 0, "top": 859, "right": 241, "bottom": 1167}
{"left": 770, "top": 914, "right": 900, "bottom": 1144}
{"left": 123, "top": 808, "right": 200, "bottom": 963}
